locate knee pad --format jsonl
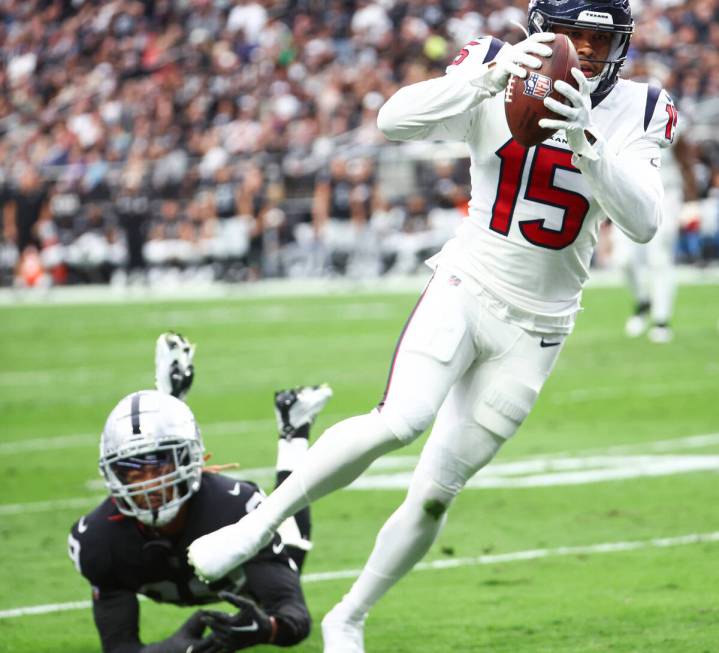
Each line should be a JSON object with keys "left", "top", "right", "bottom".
{"left": 473, "top": 376, "right": 538, "bottom": 439}
{"left": 377, "top": 400, "right": 435, "bottom": 445}
{"left": 412, "top": 424, "right": 503, "bottom": 508}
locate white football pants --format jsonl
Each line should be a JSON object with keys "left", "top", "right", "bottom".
{"left": 258, "top": 266, "right": 565, "bottom": 615}
{"left": 334, "top": 266, "right": 566, "bottom": 619}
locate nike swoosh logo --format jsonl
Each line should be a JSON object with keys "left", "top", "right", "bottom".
{"left": 228, "top": 482, "right": 241, "bottom": 496}
{"left": 650, "top": 157, "right": 661, "bottom": 168}
{"left": 78, "top": 517, "right": 88, "bottom": 533}
{"left": 272, "top": 541, "right": 284, "bottom": 555}
{"left": 540, "top": 339, "right": 561, "bottom": 348}
{"left": 230, "top": 621, "right": 259, "bottom": 632}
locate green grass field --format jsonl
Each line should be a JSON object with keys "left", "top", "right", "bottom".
{"left": 1, "top": 283, "right": 718, "bottom": 652}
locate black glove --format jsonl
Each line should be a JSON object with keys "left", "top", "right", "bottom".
{"left": 141, "top": 611, "right": 214, "bottom": 653}
{"left": 199, "top": 591, "right": 275, "bottom": 651}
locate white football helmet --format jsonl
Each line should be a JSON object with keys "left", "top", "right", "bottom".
{"left": 99, "top": 390, "right": 204, "bottom": 527}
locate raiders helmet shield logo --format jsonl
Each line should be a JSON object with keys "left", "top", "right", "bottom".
{"left": 524, "top": 72, "right": 553, "bottom": 99}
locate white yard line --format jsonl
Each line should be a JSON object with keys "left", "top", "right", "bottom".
{"left": 1, "top": 267, "right": 718, "bottom": 308}
{"left": 549, "top": 379, "right": 719, "bottom": 405}
{"left": 0, "top": 276, "right": 428, "bottom": 307}
{"left": 6, "top": 428, "right": 715, "bottom": 460}
{"left": 0, "top": 415, "right": 348, "bottom": 455}
{"left": 0, "top": 496, "right": 105, "bottom": 516}
{"left": 2, "top": 530, "right": 717, "bottom": 619}
{"left": 349, "top": 454, "right": 719, "bottom": 490}
{"left": 3, "top": 433, "right": 719, "bottom": 513}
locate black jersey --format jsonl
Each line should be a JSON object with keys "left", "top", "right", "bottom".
{"left": 69, "top": 472, "right": 310, "bottom": 651}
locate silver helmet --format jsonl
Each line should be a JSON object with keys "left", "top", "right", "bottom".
{"left": 99, "top": 390, "right": 204, "bottom": 527}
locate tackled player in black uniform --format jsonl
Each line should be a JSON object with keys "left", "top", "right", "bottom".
{"left": 68, "top": 333, "right": 333, "bottom": 653}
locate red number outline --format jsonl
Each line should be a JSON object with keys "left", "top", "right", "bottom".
{"left": 450, "top": 40, "right": 480, "bottom": 66}
{"left": 489, "top": 140, "right": 529, "bottom": 236}
{"left": 489, "top": 140, "right": 591, "bottom": 250}
{"left": 664, "top": 104, "right": 678, "bottom": 142}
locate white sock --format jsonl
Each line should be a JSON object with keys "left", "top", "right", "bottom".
{"left": 341, "top": 501, "right": 448, "bottom": 621}
{"left": 276, "top": 438, "right": 309, "bottom": 474}
{"left": 650, "top": 264, "right": 676, "bottom": 325}
{"left": 260, "top": 411, "right": 402, "bottom": 530}
{"left": 626, "top": 258, "right": 649, "bottom": 308}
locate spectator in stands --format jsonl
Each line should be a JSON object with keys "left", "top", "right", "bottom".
{"left": 115, "top": 178, "right": 152, "bottom": 283}
{"left": 0, "top": 0, "right": 718, "bottom": 286}
{"left": 3, "top": 165, "right": 51, "bottom": 278}
{"left": 311, "top": 156, "right": 382, "bottom": 276}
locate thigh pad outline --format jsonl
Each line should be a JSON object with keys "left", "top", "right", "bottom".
{"left": 473, "top": 377, "right": 538, "bottom": 439}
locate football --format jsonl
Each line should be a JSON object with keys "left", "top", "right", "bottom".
{"left": 504, "top": 34, "right": 580, "bottom": 147}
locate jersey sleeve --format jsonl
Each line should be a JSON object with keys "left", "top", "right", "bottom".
{"left": 643, "top": 86, "right": 679, "bottom": 149}
{"left": 445, "top": 36, "right": 505, "bottom": 77}
{"left": 68, "top": 512, "right": 122, "bottom": 592}
{"left": 92, "top": 589, "right": 143, "bottom": 653}
{"left": 377, "top": 36, "right": 503, "bottom": 143}
{"left": 574, "top": 85, "right": 674, "bottom": 243}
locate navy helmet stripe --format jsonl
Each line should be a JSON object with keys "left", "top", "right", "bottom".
{"left": 130, "top": 393, "right": 142, "bottom": 434}
{"left": 644, "top": 86, "right": 661, "bottom": 131}
{"left": 482, "top": 37, "right": 504, "bottom": 64}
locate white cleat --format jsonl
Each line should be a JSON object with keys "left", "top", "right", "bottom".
{"left": 155, "top": 332, "right": 196, "bottom": 399}
{"left": 275, "top": 384, "right": 333, "bottom": 438}
{"left": 322, "top": 603, "right": 366, "bottom": 653}
{"left": 648, "top": 325, "right": 674, "bottom": 344}
{"left": 624, "top": 314, "right": 648, "bottom": 338}
{"left": 187, "top": 510, "right": 274, "bottom": 582}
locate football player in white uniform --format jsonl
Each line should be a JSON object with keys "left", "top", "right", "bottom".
{"left": 618, "top": 130, "right": 695, "bottom": 343}
{"left": 187, "top": 1, "right": 676, "bottom": 650}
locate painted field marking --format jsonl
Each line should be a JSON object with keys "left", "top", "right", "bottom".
{"left": 348, "top": 454, "right": 719, "bottom": 490}
{"left": 0, "top": 496, "right": 106, "bottom": 516}
{"left": 549, "top": 379, "right": 719, "bottom": 404}
{"left": 2, "top": 530, "right": 717, "bottom": 619}
{"left": 3, "top": 433, "right": 719, "bottom": 515}
{"left": 4, "top": 417, "right": 719, "bottom": 457}
{"left": 0, "top": 415, "right": 347, "bottom": 455}
{"left": 1, "top": 266, "right": 718, "bottom": 308}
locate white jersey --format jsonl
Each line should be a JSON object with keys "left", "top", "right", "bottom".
{"left": 660, "top": 140, "right": 682, "bottom": 196}
{"left": 378, "top": 36, "right": 676, "bottom": 332}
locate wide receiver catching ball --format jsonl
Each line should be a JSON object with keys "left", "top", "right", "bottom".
{"left": 504, "top": 33, "right": 580, "bottom": 147}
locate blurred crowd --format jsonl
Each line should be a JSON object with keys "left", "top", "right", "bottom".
{"left": 1, "top": 0, "right": 718, "bottom": 287}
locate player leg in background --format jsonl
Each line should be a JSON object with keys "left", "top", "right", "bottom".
{"left": 321, "top": 312, "right": 565, "bottom": 653}
{"left": 646, "top": 189, "right": 681, "bottom": 344}
{"left": 621, "top": 239, "right": 652, "bottom": 338}
{"left": 188, "top": 268, "right": 479, "bottom": 580}
{"left": 619, "top": 185, "right": 681, "bottom": 344}
{"left": 272, "top": 385, "right": 333, "bottom": 572}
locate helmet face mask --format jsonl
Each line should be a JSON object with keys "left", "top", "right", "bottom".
{"left": 99, "top": 391, "right": 204, "bottom": 528}
{"left": 528, "top": 0, "right": 634, "bottom": 100}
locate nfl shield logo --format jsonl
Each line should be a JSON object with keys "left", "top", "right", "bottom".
{"left": 524, "top": 73, "right": 552, "bottom": 99}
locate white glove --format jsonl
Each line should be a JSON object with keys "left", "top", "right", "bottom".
{"left": 540, "top": 68, "right": 600, "bottom": 161}
{"left": 474, "top": 32, "right": 555, "bottom": 96}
